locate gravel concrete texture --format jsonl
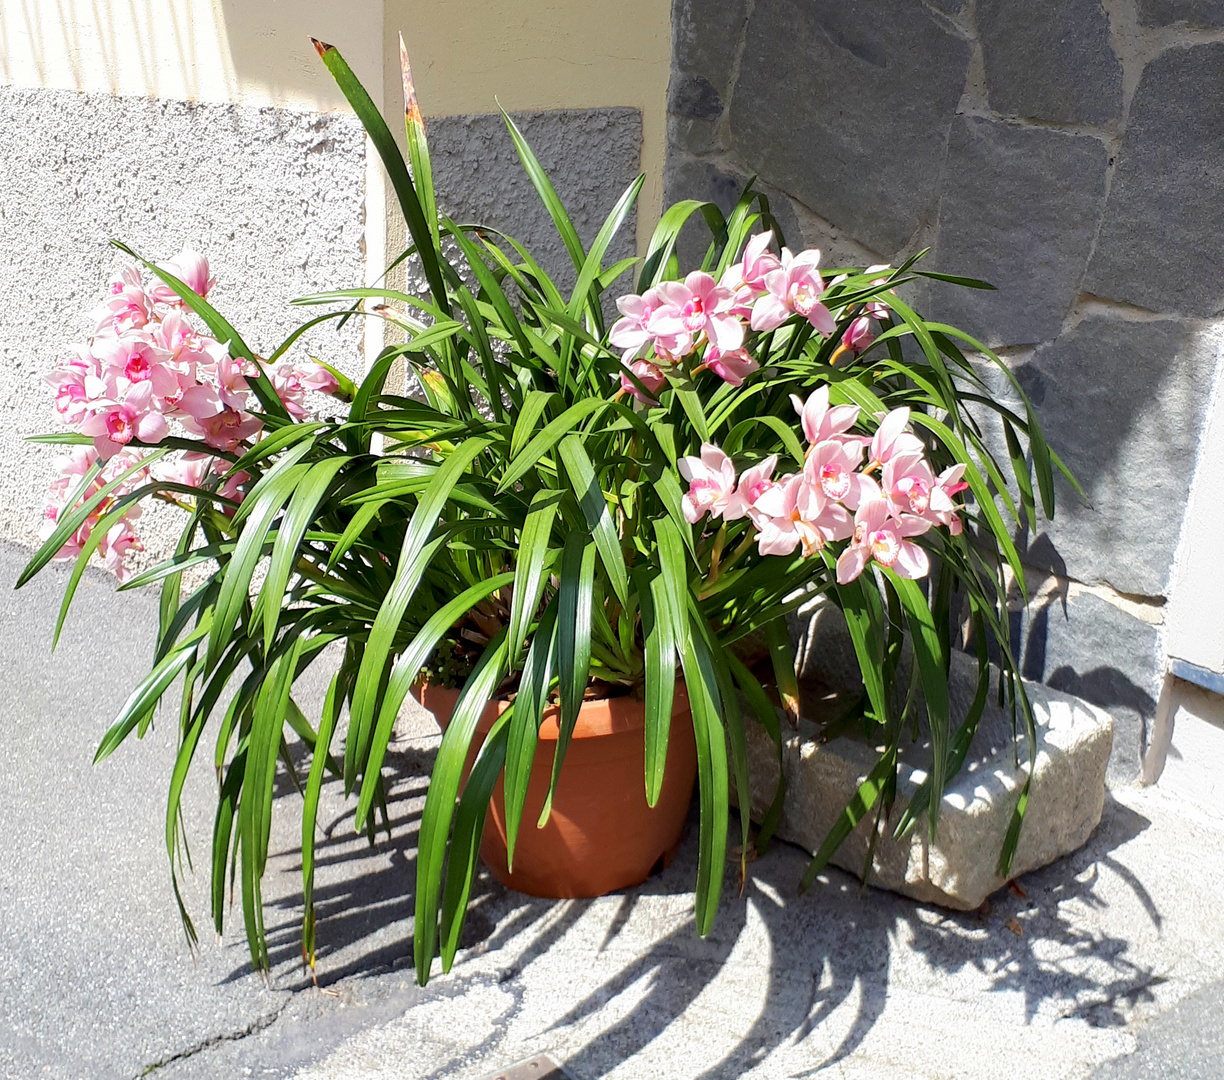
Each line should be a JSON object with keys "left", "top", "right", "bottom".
{"left": 6, "top": 538, "right": 1224, "bottom": 1079}
{"left": 0, "top": 87, "right": 367, "bottom": 571}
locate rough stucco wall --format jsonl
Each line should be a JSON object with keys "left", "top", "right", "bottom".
{"left": 0, "top": 86, "right": 366, "bottom": 569}
{"left": 665, "top": 0, "right": 1224, "bottom": 777}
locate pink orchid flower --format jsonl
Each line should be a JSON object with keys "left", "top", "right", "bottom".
{"left": 92, "top": 268, "right": 150, "bottom": 337}
{"left": 94, "top": 336, "right": 180, "bottom": 400}
{"left": 156, "top": 453, "right": 212, "bottom": 490}
{"left": 868, "top": 407, "right": 924, "bottom": 468}
{"left": 45, "top": 368, "right": 103, "bottom": 425}
{"left": 791, "top": 386, "right": 861, "bottom": 446}
{"left": 153, "top": 310, "right": 225, "bottom": 371}
{"left": 610, "top": 287, "right": 664, "bottom": 356}
{"left": 804, "top": 437, "right": 867, "bottom": 507}
{"left": 217, "top": 468, "right": 251, "bottom": 505}
{"left": 751, "top": 473, "right": 852, "bottom": 557}
{"left": 719, "top": 231, "right": 782, "bottom": 316}
{"left": 102, "top": 519, "right": 143, "bottom": 582}
{"left": 79, "top": 381, "right": 169, "bottom": 457}
{"left": 882, "top": 449, "right": 939, "bottom": 518}
{"left": 150, "top": 247, "right": 215, "bottom": 304}
{"left": 750, "top": 248, "right": 836, "bottom": 335}
{"left": 724, "top": 454, "right": 778, "bottom": 521}
{"left": 296, "top": 363, "right": 340, "bottom": 395}
{"left": 703, "top": 345, "right": 759, "bottom": 387}
{"left": 610, "top": 287, "right": 691, "bottom": 362}
{"left": 928, "top": 463, "right": 969, "bottom": 535}
{"left": 618, "top": 358, "right": 667, "bottom": 405}
{"left": 835, "top": 315, "right": 876, "bottom": 362}
{"left": 836, "top": 487, "right": 932, "bottom": 585}
{"left": 649, "top": 271, "right": 743, "bottom": 353}
{"left": 678, "top": 443, "right": 737, "bottom": 523}
{"left": 181, "top": 406, "right": 263, "bottom": 452}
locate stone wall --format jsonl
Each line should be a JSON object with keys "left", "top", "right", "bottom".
{"left": 666, "top": 0, "right": 1224, "bottom": 778}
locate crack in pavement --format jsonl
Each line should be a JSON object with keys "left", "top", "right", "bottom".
{"left": 135, "top": 1000, "right": 292, "bottom": 1077}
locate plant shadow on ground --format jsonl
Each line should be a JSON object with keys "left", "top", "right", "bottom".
{"left": 236, "top": 729, "right": 1160, "bottom": 1078}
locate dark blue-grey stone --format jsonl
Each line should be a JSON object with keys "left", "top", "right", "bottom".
{"left": 977, "top": 0, "right": 1122, "bottom": 123}
{"left": 671, "top": 0, "right": 751, "bottom": 107}
{"left": 1084, "top": 44, "right": 1224, "bottom": 316}
{"left": 663, "top": 152, "right": 802, "bottom": 270}
{"left": 1008, "top": 585, "right": 1159, "bottom": 784}
{"left": 1136, "top": 0, "right": 1224, "bottom": 26}
{"left": 1013, "top": 316, "right": 1215, "bottom": 597}
{"left": 929, "top": 117, "right": 1108, "bottom": 346}
{"left": 727, "top": 0, "right": 972, "bottom": 255}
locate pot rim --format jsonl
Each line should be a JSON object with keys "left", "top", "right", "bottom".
{"left": 413, "top": 678, "right": 691, "bottom": 741}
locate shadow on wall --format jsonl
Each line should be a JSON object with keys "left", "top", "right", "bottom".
{"left": 245, "top": 774, "right": 1160, "bottom": 1077}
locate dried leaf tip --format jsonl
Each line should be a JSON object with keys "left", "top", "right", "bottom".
{"left": 310, "top": 38, "right": 334, "bottom": 59}
{"left": 399, "top": 32, "right": 424, "bottom": 128}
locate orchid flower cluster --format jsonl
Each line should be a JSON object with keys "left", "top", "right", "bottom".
{"left": 678, "top": 387, "right": 969, "bottom": 585}
{"left": 609, "top": 231, "right": 891, "bottom": 402}
{"left": 39, "top": 248, "right": 339, "bottom": 580}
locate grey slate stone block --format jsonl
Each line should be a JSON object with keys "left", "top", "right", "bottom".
{"left": 738, "top": 647, "right": 1114, "bottom": 910}
{"left": 663, "top": 153, "right": 802, "bottom": 270}
{"left": 977, "top": 0, "right": 1123, "bottom": 123}
{"left": 1012, "top": 585, "right": 1161, "bottom": 784}
{"left": 671, "top": 0, "right": 751, "bottom": 110}
{"left": 1014, "top": 316, "right": 1217, "bottom": 596}
{"left": 1084, "top": 44, "right": 1224, "bottom": 316}
{"left": 1135, "top": 0, "right": 1224, "bottom": 25}
{"left": 930, "top": 117, "right": 1108, "bottom": 346}
{"left": 727, "top": 0, "right": 971, "bottom": 255}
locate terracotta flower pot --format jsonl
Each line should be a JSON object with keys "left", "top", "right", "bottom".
{"left": 413, "top": 682, "right": 698, "bottom": 899}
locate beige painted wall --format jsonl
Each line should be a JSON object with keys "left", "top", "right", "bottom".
{"left": 383, "top": 0, "right": 670, "bottom": 250}
{"left": 0, "top": 0, "right": 383, "bottom": 109}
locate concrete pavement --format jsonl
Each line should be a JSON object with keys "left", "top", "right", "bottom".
{"left": 4, "top": 539, "right": 1224, "bottom": 1078}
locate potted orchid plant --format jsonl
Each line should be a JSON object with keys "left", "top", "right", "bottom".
{"left": 20, "top": 39, "right": 1071, "bottom": 986}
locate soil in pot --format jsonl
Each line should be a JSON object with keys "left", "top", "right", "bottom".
{"left": 414, "top": 683, "right": 697, "bottom": 899}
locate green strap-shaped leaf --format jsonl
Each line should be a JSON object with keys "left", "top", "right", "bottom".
{"left": 314, "top": 40, "right": 448, "bottom": 310}
{"left": 354, "top": 569, "right": 516, "bottom": 829}
{"left": 497, "top": 399, "right": 607, "bottom": 494}
{"left": 501, "top": 108, "right": 586, "bottom": 273}
{"left": 727, "top": 653, "right": 788, "bottom": 854}
{"left": 210, "top": 748, "right": 245, "bottom": 936}
{"left": 642, "top": 574, "right": 677, "bottom": 807}
{"left": 258, "top": 456, "right": 348, "bottom": 653}
{"left": 508, "top": 490, "right": 562, "bottom": 664}
{"left": 566, "top": 173, "right": 644, "bottom": 331}
{"left": 886, "top": 572, "right": 950, "bottom": 835}
{"left": 95, "top": 617, "right": 211, "bottom": 764}
{"left": 680, "top": 614, "right": 728, "bottom": 936}
{"left": 557, "top": 434, "right": 628, "bottom": 607}
{"left": 303, "top": 669, "right": 345, "bottom": 969}
{"left": 798, "top": 747, "right": 896, "bottom": 893}
{"left": 349, "top": 437, "right": 491, "bottom": 766}
{"left": 505, "top": 599, "right": 558, "bottom": 867}
{"left": 206, "top": 462, "right": 310, "bottom": 672}
{"left": 439, "top": 708, "right": 512, "bottom": 972}
{"left": 539, "top": 535, "right": 596, "bottom": 827}
{"left": 414, "top": 629, "right": 509, "bottom": 985}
